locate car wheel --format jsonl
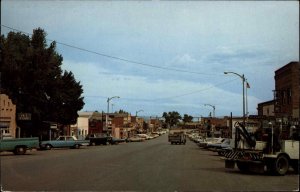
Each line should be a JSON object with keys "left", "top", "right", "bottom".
{"left": 14, "top": 146, "right": 26, "bottom": 155}
{"left": 45, "top": 144, "right": 52, "bottom": 150}
{"left": 74, "top": 144, "right": 80, "bottom": 149}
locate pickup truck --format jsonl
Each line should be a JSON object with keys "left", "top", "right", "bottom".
{"left": 0, "top": 135, "right": 39, "bottom": 155}
{"left": 168, "top": 131, "right": 186, "bottom": 145}
{"left": 40, "top": 136, "right": 89, "bottom": 150}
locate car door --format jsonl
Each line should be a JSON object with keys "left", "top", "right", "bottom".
{"left": 66, "top": 136, "right": 76, "bottom": 147}
{"left": 58, "top": 136, "right": 68, "bottom": 147}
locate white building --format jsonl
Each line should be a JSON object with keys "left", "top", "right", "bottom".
{"left": 71, "top": 112, "right": 91, "bottom": 139}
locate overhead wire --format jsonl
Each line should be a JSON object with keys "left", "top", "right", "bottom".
{"left": 1, "top": 24, "right": 239, "bottom": 103}
{"left": 1, "top": 25, "right": 222, "bottom": 76}
{"left": 83, "top": 78, "right": 239, "bottom": 102}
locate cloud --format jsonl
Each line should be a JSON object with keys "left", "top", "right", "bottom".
{"left": 62, "top": 59, "right": 262, "bottom": 116}
{"left": 167, "top": 54, "right": 197, "bottom": 68}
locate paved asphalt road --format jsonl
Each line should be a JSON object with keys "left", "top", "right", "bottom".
{"left": 1, "top": 134, "right": 299, "bottom": 191}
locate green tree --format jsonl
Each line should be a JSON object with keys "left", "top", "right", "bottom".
{"left": 0, "top": 28, "right": 84, "bottom": 136}
{"left": 162, "top": 111, "right": 182, "bottom": 128}
{"left": 182, "top": 114, "right": 193, "bottom": 124}
{"left": 118, "top": 109, "right": 128, "bottom": 114}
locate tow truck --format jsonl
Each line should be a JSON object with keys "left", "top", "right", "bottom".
{"left": 224, "top": 122, "right": 299, "bottom": 175}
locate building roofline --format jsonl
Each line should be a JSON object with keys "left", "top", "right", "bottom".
{"left": 257, "top": 100, "right": 275, "bottom": 106}
{"left": 275, "top": 61, "right": 299, "bottom": 73}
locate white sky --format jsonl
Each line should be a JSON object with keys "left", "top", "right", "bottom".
{"left": 1, "top": 0, "right": 299, "bottom": 117}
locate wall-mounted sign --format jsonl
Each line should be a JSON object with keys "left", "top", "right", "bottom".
{"left": 50, "top": 124, "right": 57, "bottom": 129}
{"left": 17, "top": 113, "right": 32, "bottom": 121}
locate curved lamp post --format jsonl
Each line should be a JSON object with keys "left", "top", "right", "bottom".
{"left": 136, "top": 110, "right": 144, "bottom": 117}
{"left": 204, "top": 104, "right": 215, "bottom": 117}
{"left": 106, "top": 96, "right": 120, "bottom": 133}
{"left": 224, "top": 71, "right": 246, "bottom": 125}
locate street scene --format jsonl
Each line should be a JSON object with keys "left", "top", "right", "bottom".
{"left": 1, "top": 134, "right": 299, "bottom": 191}
{"left": 1, "top": 1, "right": 299, "bottom": 191}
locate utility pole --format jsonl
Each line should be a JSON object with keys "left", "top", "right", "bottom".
{"left": 224, "top": 71, "right": 246, "bottom": 126}
{"left": 106, "top": 96, "right": 120, "bottom": 135}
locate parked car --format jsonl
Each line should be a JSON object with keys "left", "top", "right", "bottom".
{"left": 207, "top": 138, "right": 230, "bottom": 149}
{"left": 0, "top": 134, "right": 39, "bottom": 155}
{"left": 40, "top": 136, "right": 89, "bottom": 150}
{"left": 127, "top": 136, "right": 145, "bottom": 142}
{"left": 210, "top": 139, "right": 233, "bottom": 155}
{"left": 110, "top": 137, "right": 126, "bottom": 145}
{"left": 137, "top": 134, "right": 152, "bottom": 140}
{"left": 85, "top": 133, "right": 112, "bottom": 146}
{"left": 150, "top": 133, "right": 160, "bottom": 138}
{"left": 198, "top": 137, "right": 224, "bottom": 148}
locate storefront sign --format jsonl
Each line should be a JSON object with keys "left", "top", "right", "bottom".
{"left": 17, "top": 113, "right": 32, "bottom": 120}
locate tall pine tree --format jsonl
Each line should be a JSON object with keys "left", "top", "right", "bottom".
{"left": 0, "top": 28, "right": 84, "bottom": 137}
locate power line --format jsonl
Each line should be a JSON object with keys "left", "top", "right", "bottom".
{"left": 83, "top": 78, "right": 239, "bottom": 102}
{"left": 2, "top": 25, "right": 239, "bottom": 102}
{"left": 149, "top": 78, "right": 239, "bottom": 101}
{"left": 1, "top": 24, "right": 222, "bottom": 76}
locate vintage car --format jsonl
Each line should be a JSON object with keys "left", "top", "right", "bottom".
{"left": 85, "top": 134, "right": 113, "bottom": 146}
{"left": 110, "top": 137, "right": 126, "bottom": 145}
{"left": 40, "top": 136, "right": 89, "bottom": 150}
{"left": 1, "top": 134, "right": 39, "bottom": 155}
{"left": 137, "top": 134, "right": 152, "bottom": 140}
{"left": 126, "top": 135, "right": 145, "bottom": 142}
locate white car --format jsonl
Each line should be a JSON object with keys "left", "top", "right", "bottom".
{"left": 127, "top": 136, "right": 145, "bottom": 142}
{"left": 137, "top": 134, "right": 152, "bottom": 140}
{"left": 199, "top": 137, "right": 225, "bottom": 148}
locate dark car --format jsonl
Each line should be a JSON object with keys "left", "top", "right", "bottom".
{"left": 110, "top": 137, "right": 126, "bottom": 145}
{"left": 85, "top": 133, "right": 112, "bottom": 146}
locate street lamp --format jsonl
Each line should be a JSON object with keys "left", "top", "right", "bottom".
{"left": 204, "top": 104, "right": 215, "bottom": 117}
{"left": 111, "top": 103, "right": 114, "bottom": 113}
{"left": 106, "top": 96, "right": 120, "bottom": 134}
{"left": 135, "top": 110, "right": 144, "bottom": 134}
{"left": 136, "top": 109, "right": 144, "bottom": 117}
{"left": 224, "top": 71, "right": 246, "bottom": 126}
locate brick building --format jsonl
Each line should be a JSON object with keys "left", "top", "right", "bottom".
{"left": 274, "top": 61, "right": 299, "bottom": 125}
{"left": 257, "top": 100, "right": 275, "bottom": 117}
{"left": 0, "top": 94, "right": 17, "bottom": 138}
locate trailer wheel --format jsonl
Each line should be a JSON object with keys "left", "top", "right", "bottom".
{"left": 236, "top": 161, "right": 249, "bottom": 172}
{"left": 272, "top": 155, "right": 289, "bottom": 176}
{"left": 14, "top": 146, "right": 27, "bottom": 155}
